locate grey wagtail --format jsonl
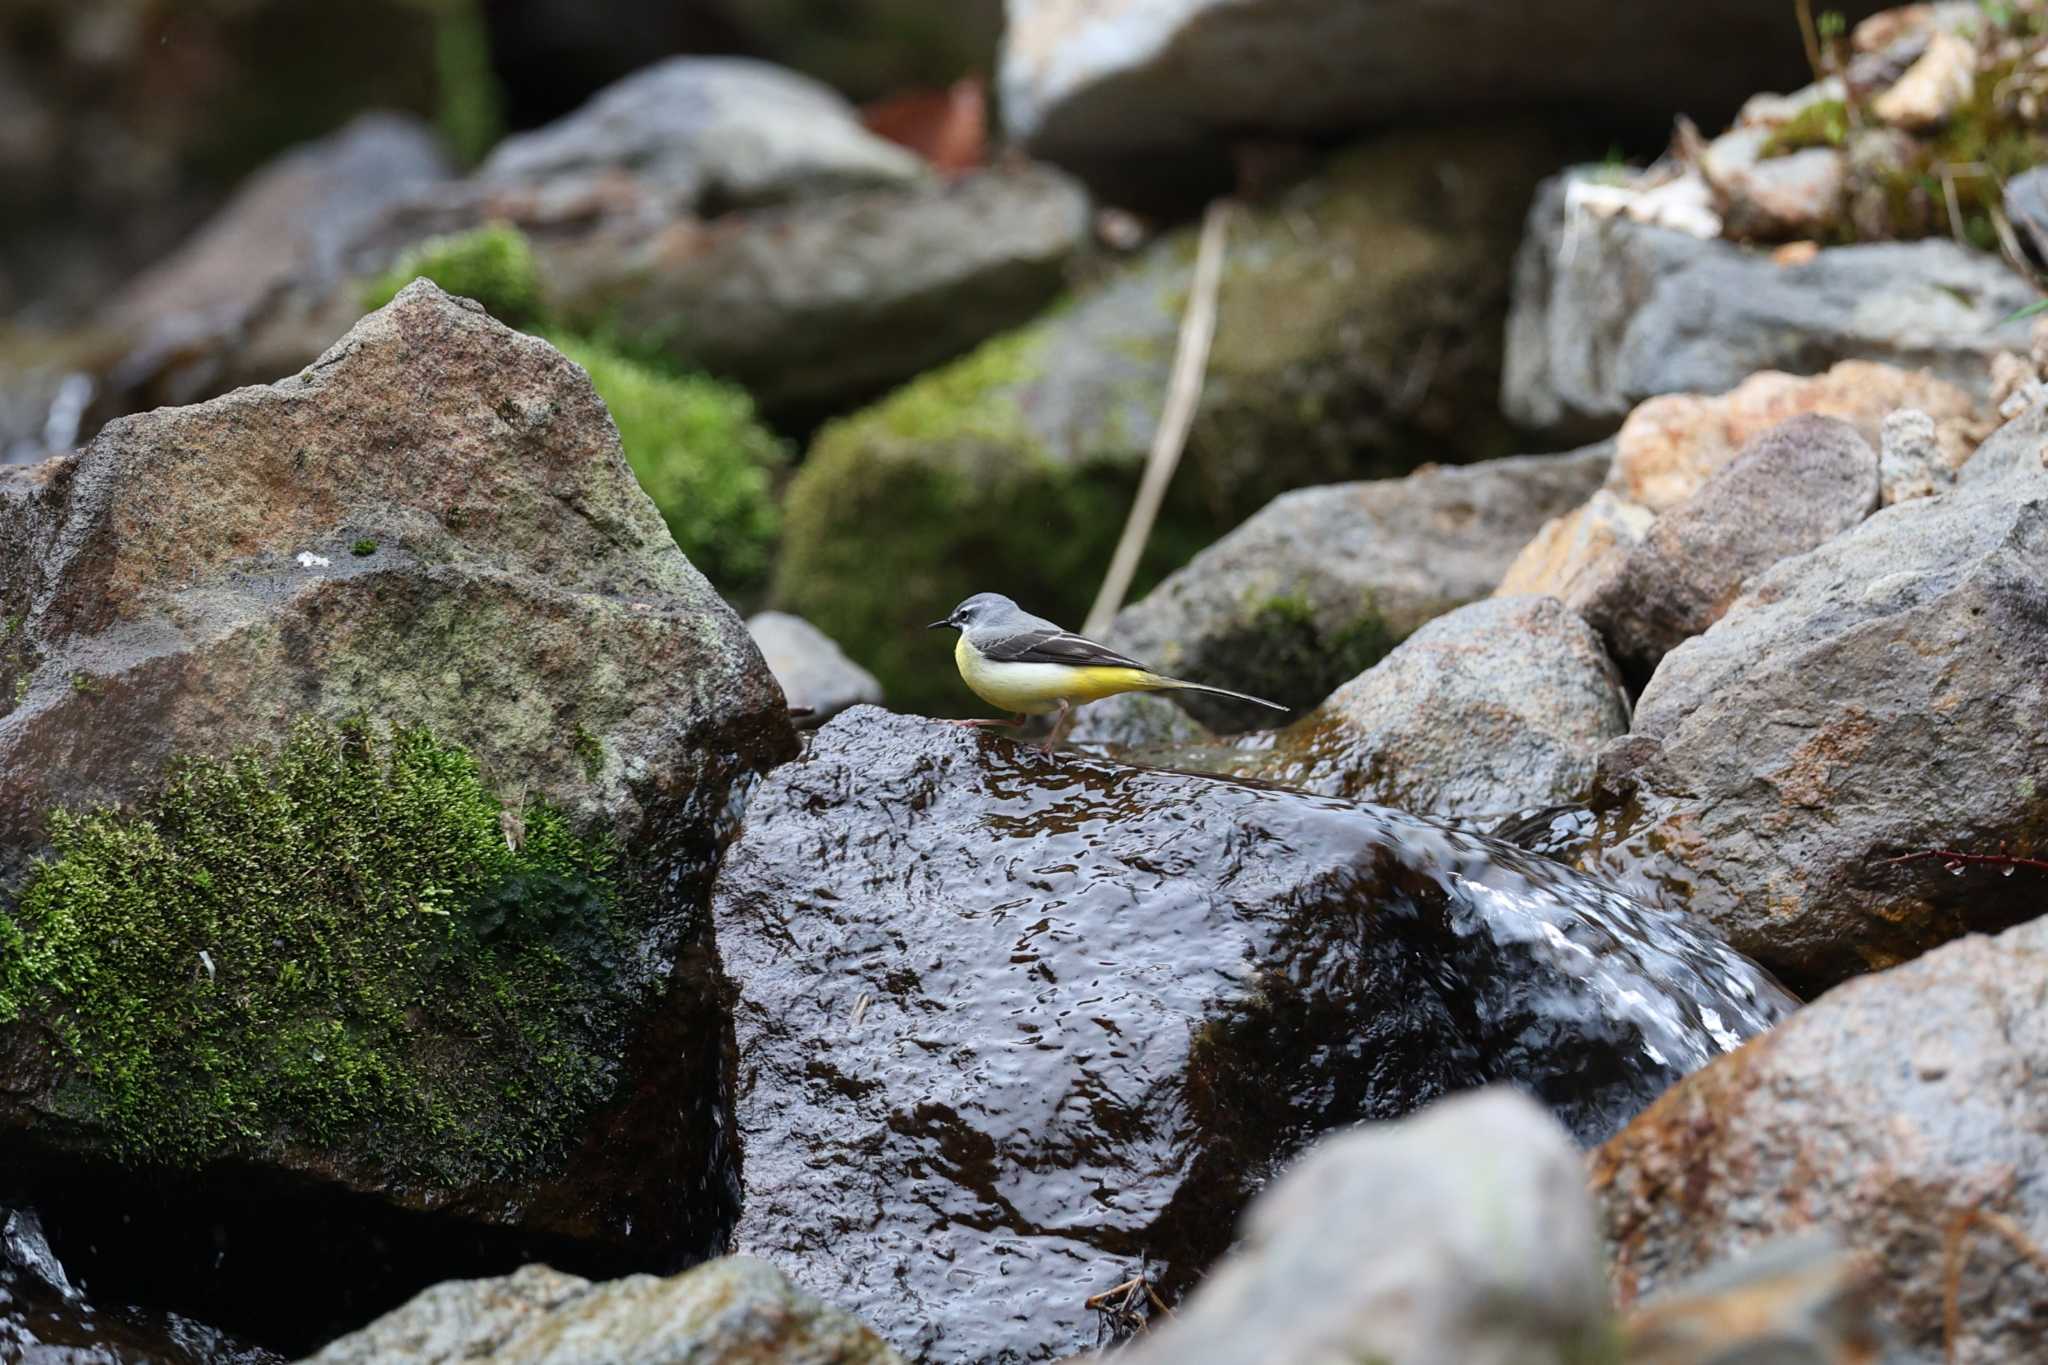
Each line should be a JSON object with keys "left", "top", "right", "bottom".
{"left": 928, "top": 592, "right": 1285, "bottom": 749}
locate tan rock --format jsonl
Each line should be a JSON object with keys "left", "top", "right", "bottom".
{"left": 1610, "top": 360, "right": 1984, "bottom": 511}
{"left": 1699, "top": 127, "right": 1846, "bottom": 240}
{"left": 1870, "top": 30, "right": 1977, "bottom": 130}
{"left": 1494, "top": 490, "right": 1653, "bottom": 602}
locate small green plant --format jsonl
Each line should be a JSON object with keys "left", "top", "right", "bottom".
{"left": 0, "top": 719, "right": 638, "bottom": 1178}
{"left": 69, "top": 673, "right": 98, "bottom": 695}
{"left": 351, "top": 539, "right": 378, "bottom": 557}
{"left": 544, "top": 334, "right": 788, "bottom": 591}
{"left": 431, "top": 0, "right": 504, "bottom": 165}
{"left": 362, "top": 223, "right": 543, "bottom": 327}
{"left": 571, "top": 724, "right": 604, "bottom": 782}
{"left": 1761, "top": 99, "right": 1850, "bottom": 157}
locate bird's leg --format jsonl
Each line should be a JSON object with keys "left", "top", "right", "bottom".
{"left": 1040, "top": 699, "right": 1073, "bottom": 754}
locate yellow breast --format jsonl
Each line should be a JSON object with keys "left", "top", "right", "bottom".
{"left": 955, "top": 636, "right": 1158, "bottom": 715}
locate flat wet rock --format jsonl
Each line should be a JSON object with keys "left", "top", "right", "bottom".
{"left": 715, "top": 708, "right": 1794, "bottom": 1362}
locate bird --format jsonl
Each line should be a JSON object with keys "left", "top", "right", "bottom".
{"left": 928, "top": 592, "right": 1286, "bottom": 751}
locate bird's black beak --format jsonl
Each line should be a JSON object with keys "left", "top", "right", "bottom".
{"left": 927, "top": 617, "right": 952, "bottom": 630}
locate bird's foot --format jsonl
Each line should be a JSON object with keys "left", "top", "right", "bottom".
{"left": 1039, "top": 700, "right": 1074, "bottom": 754}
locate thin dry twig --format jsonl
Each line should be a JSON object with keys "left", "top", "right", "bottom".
{"left": 1795, "top": 0, "right": 1826, "bottom": 83}
{"left": 1943, "top": 1206, "right": 2048, "bottom": 1363}
{"left": 1086, "top": 1265, "right": 1177, "bottom": 1346}
{"left": 1877, "top": 849, "right": 2048, "bottom": 875}
{"left": 1081, "top": 198, "right": 1231, "bottom": 639}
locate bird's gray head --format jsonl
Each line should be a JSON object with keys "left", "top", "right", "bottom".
{"left": 928, "top": 592, "right": 1023, "bottom": 634}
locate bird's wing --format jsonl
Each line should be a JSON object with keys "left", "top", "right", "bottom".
{"left": 979, "top": 627, "right": 1152, "bottom": 672}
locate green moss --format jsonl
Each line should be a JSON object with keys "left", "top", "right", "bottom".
{"left": 1215, "top": 592, "right": 1402, "bottom": 710}
{"left": 571, "top": 724, "right": 604, "bottom": 782}
{"left": 857, "top": 323, "right": 1054, "bottom": 450}
{"left": 544, "top": 333, "right": 787, "bottom": 592}
{"left": 351, "top": 539, "right": 379, "bottom": 557}
{"left": 362, "top": 223, "right": 543, "bottom": 327}
{"left": 1761, "top": 99, "right": 1848, "bottom": 157}
{"left": 0, "top": 719, "right": 638, "bottom": 1179}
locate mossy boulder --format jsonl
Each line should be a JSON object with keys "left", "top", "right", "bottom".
{"left": 0, "top": 281, "right": 793, "bottom": 1344}
{"left": 772, "top": 127, "right": 1558, "bottom": 714}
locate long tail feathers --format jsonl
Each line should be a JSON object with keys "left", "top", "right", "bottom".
{"left": 1153, "top": 675, "right": 1289, "bottom": 712}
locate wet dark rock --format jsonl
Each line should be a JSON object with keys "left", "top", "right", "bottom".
{"left": 1595, "top": 916, "right": 2048, "bottom": 1363}
{"left": 999, "top": 0, "right": 1886, "bottom": 197}
{"left": 1580, "top": 477, "right": 2048, "bottom": 991}
{"left": 1102, "top": 446, "right": 1612, "bottom": 731}
{"left": 1234, "top": 595, "right": 1631, "bottom": 818}
{"left": 1505, "top": 172, "right": 2034, "bottom": 440}
{"left": 0, "top": 282, "right": 793, "bottom": 1348}
{"left": 1, "top": 1205, "right": 281, "bottom": 1364}
{"left": 1114, "top": 1089, "right": 1615, "bottom": 1365}
{"left": 747, "top": 611, "right": 882, "bottom": 724}
{"left": 1576, "top": 414, "right": 1881, "bottom": 682}
{"left": 717, "top": 708, "right": 1793, "bottom": 1362}
{"left": 301, "top": 1258, "right": 904, "bottom": 1364}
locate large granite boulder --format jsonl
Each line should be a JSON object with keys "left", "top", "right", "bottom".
{"left": 1000, "top": 0, "right": 1887, "bottom": 194}
{"left": 775, "top": 127, "right": 1560, "bottom": 712}
{"left": 0, "top": 281, "right": 794, "bottom": 1350}
{"left": 1505, "top": 173, "right": 2034, "bottom": 440}
{"left": 1580, "top": 471, "right": 2048, "bottom": 991}
{"left": 302, "top": 1258, "right": 903, "bottom": 1364}
{"left": 1595, "top": 916, "right": 2048, "bottom": 1364}
{"left": 715, "top": 708, "right": 1793, "bottom": 1361}
{"left": 1100, "top": 445, "right": 1610, "bottom": 730}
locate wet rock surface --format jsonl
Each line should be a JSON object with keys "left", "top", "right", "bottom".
{"left": 1505, "top": 173, "right": 2032, "bottom": 439}
{"left": 0, "top": 281, "right": 794, "bottom": 1349}
{"left": 1114, "top": 1089, "right": 1615, "bottom": 1365}
{"left": 1100, "top": 445, "right": 1611, "bottom": 731}
{"left": 1576, "top": 414, "right": 1881, "bottom": 682}
{"left": 1, "top": 1206, "right": 282, "bottom": 1364}
{"left": 774, "top": 128, "right": 1563, "bottom": 713}
{"left": 1232, "top": 595, "right": 1631, "bottom": 819}
{"left": 1595, "top": 916, "right": 2048, "bottom": 1363}
{"left": 1581, "top": 474, "right": 2048, "bottom": 991}
{"left": 716, "top": 708, "right": 1793, "bottom": 1362}
{"left": 302, "top": 1257, "right": 904, "bottom": 1365}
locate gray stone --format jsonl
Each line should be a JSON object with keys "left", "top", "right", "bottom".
{"left": 1960, "top": 396, "right": 2048, "bottom": 487}
{"left": 573, "top": 161, "right": 1090, "bottom": 412}
{"left": 1698, "top": 128, "right": 1846, "bottom": 242}
{"left": 747, "top": 611, "right": 882, "bottom": 724}
{"left": 1505, "top": 172, "right": 2035, "bottom": 439}
{"left": 1238, "top": 596, "right": 1631, "bottom": 819}
{"left": 1596, "top": 916, "right": 2048, "bottom": 1363}
{"left": 1103, "top": 445, "right": 1613, "bottom": 731}
{"left": 1578, "top": 414, "right": 1881, "bottom": 681}
{"left": 1580, "top": 478, "right": 2048, "bottom": 990}
{"left": 1062, "top": 689, "right": 1217, "bottom": 750}
{"left": 1879, "top": 407, "right": 1953, "bottom": 504}
{"left": 717, "top": 707, "right": 1791, "bottom": 1361}
{"left": 2004, "top": 164, "right": 2048, "bottom": 262}
{"left": 479, "top": 57, "right": 925, "bottom": 213}
{"left": 1115, "top": 1089, "right": 1614, "bottom": 1365}
{"left": 1000, "top": 0, "right": 1886, "bottom": 190}
{"left": 302, "top": 1258, "right": 904, "bottom": 1364}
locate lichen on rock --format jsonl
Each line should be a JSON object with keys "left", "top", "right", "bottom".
{"left": 0, "top": 718, "right": 637, "bottom": 1182}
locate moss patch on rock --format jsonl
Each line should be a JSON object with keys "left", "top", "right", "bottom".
{"left": 362, "top": 223, "right": 544, "bottom": 327}
{"left": 0, "top": 718, "right": 640, "bottom": 1181}
{"left": 546, "top": 334, "right": 788, "bottom": 593}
